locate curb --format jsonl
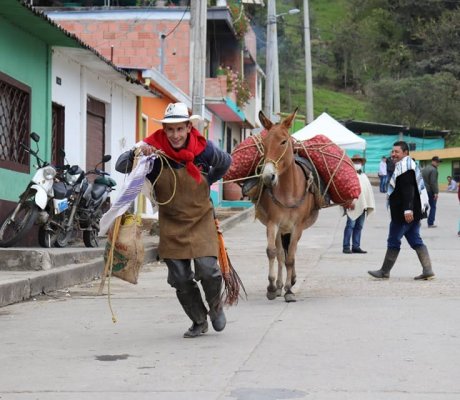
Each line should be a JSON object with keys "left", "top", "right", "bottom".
{"left": 0, "top": 206, "right": 254, "bottom": 307}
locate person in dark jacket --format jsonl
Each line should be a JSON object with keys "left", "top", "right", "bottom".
{"left": 115, "top": 102, "right": 232, "bottom": 338}
{"left": 421, "top": 156, "right": 441, "bottom": 227}
{"left": 368, "top": 141, "right": 435, "bottom": 280}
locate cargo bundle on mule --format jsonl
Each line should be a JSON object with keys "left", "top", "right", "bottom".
{"left": 223, "top": 131, "right": 361, "bottom": 207}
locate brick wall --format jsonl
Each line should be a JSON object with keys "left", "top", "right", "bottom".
{"left": 58, "top": 19, "right": 191, "bottom": 95}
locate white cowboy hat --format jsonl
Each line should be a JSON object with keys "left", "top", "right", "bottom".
{"left": 153, "top": 102, "right": 191, "bottom": 124}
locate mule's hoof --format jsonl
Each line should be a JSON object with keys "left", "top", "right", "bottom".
{"left": 284, "top": 292, "right": 296, "bottom": 302}
{"left": 275, "top": 288, "right": 283, "bottom": 297}
{"left": 266, "top": 290, "right": 277, "bottom": 300}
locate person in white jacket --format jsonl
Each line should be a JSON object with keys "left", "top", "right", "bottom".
{"left": 342, "top": 155, "right": 376, "bottom": 254}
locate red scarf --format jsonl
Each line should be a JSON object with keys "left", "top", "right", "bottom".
{"left": 144, "top": 127, "right": 207, "bottom": 183}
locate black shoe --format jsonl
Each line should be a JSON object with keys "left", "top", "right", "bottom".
{"left": 210, "top": 308, "right": 226, "bottom": 332}
{"left": 343, "top": 248, "right": 352, "bottom": 254}
{"left": 183, "top": 321, "right": 208, "bottom": 338}
{"left": 352, "top": 248, "right": 367, "bottom": 254}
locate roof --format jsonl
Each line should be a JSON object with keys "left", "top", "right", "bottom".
{"left": 1, "top": 0, "right": 158, "bottom": 98}
{"left": 343, "top": 120, "right": 450, "bottom": 138}
{"left": 411, "top": 147, "right": 460, "bottom": 161}
{"left": 293, "top": 112, "right": 366, "bottom": 150}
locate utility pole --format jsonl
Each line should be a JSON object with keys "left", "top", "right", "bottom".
{"left": 190, "top": 0, "right": 207, "bottom": 131}
{"left": 273, "top": 15, "right": 280, "bottom": 121}
{"left": 264, "top": 0, "right": 276, "bottom": 120}
{"left": 303, "top": 0, "right": 314, "bottom": 123}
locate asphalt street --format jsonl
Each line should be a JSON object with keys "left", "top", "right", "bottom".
{"left": 0, "top": 186, "right": 459, "bottom": 400}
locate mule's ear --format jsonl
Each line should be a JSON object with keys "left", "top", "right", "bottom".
{"left": 282, "top": 108, "right": 298, "bottom": 129}
{"left": 259, "top": 110, "right": 273, "bottom": 130}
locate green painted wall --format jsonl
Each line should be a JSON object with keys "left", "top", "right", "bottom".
{"left": 0, "top": 17, "right": 51, "bottom": 202}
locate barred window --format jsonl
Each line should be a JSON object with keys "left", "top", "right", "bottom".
{"left": 0, "top": 71, "right": 31, "bottom": 173}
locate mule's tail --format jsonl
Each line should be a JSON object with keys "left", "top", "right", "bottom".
{"left": 281, "top": 233, "right": 291, "bottom": 258}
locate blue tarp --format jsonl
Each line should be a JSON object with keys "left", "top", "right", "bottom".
{"left": 345, "top": 134, "right": 445, "bottom": 173}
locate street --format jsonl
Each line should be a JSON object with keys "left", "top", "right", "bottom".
{"left": 1, "top": 186, "right": 459, "bottom": 400}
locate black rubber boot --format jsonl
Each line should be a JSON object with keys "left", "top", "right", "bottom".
{"left": 176, "top": 285, "right": 209, "bottom": 338}
{"left": 368, "top": 248, "right": 400, "bottom": 279}
{"left": 201, "top": 278, "right": 226, "bottom": 332}
{"left": 183, "top": 321, "right": 209, "bottom": 338}
{"left": 414, "top": 245, "right": 435, "bottom": 280}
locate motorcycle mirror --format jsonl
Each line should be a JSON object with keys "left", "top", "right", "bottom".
{"left": 59, "top": 148, "right": 66, "bottom": 158}
{"left": 30, "top": 132, "right": 40, "bottom": 142}
{"left": 102, "top": 155, "right": 111, "bottom": 163}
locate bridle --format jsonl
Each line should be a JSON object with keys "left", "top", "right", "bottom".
{"left": 262, "top": 135, "right": 312, "bottom": 209}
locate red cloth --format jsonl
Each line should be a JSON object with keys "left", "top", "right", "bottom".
{"left": 224, "top": 132, "right": 360, "bottom": 204}
{"left": 294, "top": 135, "right": 361, "bottom": 204}
{"left": 144, "top": 127, "right": 206, "bottom": 183}
{"left": 223, "top": 130, "right": 267, "bottom": 181}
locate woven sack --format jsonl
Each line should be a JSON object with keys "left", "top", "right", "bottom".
{"left": 224, "top": 130, "right": 267, "bottom": 181}
{"left": 104, "top": 213, "right": 145, "bottom": 284}
{"left": 294, "top": 134, "right": 361, "bottom": 204}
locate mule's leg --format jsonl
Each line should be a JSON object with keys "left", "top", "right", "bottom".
{"left": 275, "top": 232, "right": 284, "bottom": 296}
{"left": 266, "top": 223, "right": 278, "bottom": 300}
{"left": 284, "top": 228, "right": 303, "bottom": 303}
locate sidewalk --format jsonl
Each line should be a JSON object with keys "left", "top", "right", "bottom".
{"left": 0, "top": 207, "right": 254, "bottom": 307}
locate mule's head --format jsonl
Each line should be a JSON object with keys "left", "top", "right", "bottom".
{"left": 259, "top": 109, "right": 298, "bottom": 187}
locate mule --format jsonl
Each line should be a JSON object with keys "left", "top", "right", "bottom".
{"left": 255, "top": 109, "right": 320, "bottom": 302}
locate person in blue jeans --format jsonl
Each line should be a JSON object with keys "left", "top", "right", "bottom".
{"left": 368, "top": 141, "right": 435, "bottom": 280}
{"left": 343, "top": 155, "right": 375, "bottom": 254}
{"left": 421, "top": 156, "right": 441, "bottom": 227}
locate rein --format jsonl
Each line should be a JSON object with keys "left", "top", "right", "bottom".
{"left": 263, "top": 137, "right": 312, "bottom": 209}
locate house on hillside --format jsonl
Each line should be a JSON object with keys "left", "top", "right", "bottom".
{"left": 39, "top": 1, "right": 263, "bottom": 203}
{"left": 0, "top": 0, "right": 155, "bottom": 244}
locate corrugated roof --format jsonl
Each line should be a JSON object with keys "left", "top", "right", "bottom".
{"left": 0, "top": 0, "right": 158, "bottom": 98}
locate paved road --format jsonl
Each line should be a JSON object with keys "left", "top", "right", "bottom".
{"left": 1, "top": 187, "right": 459, "bottom": 400}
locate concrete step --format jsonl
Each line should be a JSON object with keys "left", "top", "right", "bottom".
{"left": 0, "top": 207, "right": 254, "bottom": 307}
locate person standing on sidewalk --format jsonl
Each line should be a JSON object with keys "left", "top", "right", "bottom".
{"left": 342, "top": 155, "right": 375, "bottom": 254}
{"left": 368, "top": 141, "right": 435, "bottom": 280}
{"left": 378, "top": 156, "right": 388, "bottom": 193}
{"left": 421, "top": 156, "right": 441, "bottom": 228}
{"left": 385, "top": 155, "right": 395, "bottom": 191}
{"left": 115, "top": 102, "right": 232, "bottom": 338}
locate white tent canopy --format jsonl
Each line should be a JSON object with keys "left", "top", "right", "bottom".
{"left": 292, "top": 112, "right": 366, "bottom": 150}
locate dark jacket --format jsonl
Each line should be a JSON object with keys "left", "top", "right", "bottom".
{"left": 389, "top": 170, "right": 425, "bottom": 223}
{"left": 421, "top": 164, "right": 439, "bottom": 194}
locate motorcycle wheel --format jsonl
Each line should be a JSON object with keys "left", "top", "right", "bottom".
{"left": 0, "top": 201, "right": 39, "bottom": 247}
{"left": 55, "top": 228, "right": 73, "bottom": 248}
{"left": 38, "top": 226, "right": 55, "bottom": 248}
{"left": 83, "top": 229, "right": 99, "bottom": 248}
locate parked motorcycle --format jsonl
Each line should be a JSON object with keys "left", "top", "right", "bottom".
{"left": 56, "top": 155, "right": 116, "bottom": 248}
{"left": 0, "top": 132, "right": 72, "bottom": 248}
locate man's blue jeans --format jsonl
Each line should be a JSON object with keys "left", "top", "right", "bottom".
{"left": 343, "top": 212, "right": 365, "bottom": 250}
{"left": 427, "top": 192, "right": 437, "bottom": 226}
{"left": 379, "top": 175, "right": 388, "bottom": 193}
{"left": 387, "top": 220, "right": 424, "bottom": 250}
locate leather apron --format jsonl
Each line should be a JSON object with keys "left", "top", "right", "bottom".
{"left": 153, "top": 167, "right": 218, "bottom": 259}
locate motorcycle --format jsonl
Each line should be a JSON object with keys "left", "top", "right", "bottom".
{"left": 0, "top": 132, "right": 72, "bottom": 248}
{"left": 56, "top": 155, "right": 116, "bottom": 248}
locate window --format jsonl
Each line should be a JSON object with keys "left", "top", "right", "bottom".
{"left": 0, "top": 71, "right": 31, "bottom": 173}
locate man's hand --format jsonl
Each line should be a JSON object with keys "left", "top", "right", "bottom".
{"left": 404, "top": 210, "right": 414, "bottom": 223}
{"left": 139, "top": 144, "right": 157, "bottom": 156}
